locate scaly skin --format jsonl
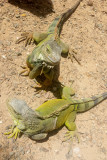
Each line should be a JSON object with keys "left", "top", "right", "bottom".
{"left": 16, "top": 0, "right": 82, "bottom": 86}
{"left": 5, "top": 86, "right": 107, "bottom": 141}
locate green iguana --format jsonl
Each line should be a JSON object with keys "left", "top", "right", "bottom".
{"left": 16, "top": 0, "right": 82, "bottom": 86}
{"left": 5, "top": 86, "right": 107, "bottom": 141}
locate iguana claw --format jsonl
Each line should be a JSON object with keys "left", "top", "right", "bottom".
{"left": 16, "top": 32, "right": 33, "bottom": 47}
{"left": 5, "top": 126, "right": 21, "bottom": 139}
{"left": 19, "top": 65, "right": 30, "bottom": 76}
{"left": 63, "top": 130, "right": 80, "bottom": 143}
{"left": 68, "top": 49, "right": 81, "bottom": 65}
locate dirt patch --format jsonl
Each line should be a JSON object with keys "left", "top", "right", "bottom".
{"left": 0, "top": 0, "right": 107, "bottom": 160}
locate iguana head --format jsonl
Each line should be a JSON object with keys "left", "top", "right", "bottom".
{"left": 7, "top": 98, "right": 31, "bottom": 120}
{"left": 42, "top": 39, "right": 62, "bottom": 66}
{"left": 6, "top": 98, "right": 43, "bottom": 136}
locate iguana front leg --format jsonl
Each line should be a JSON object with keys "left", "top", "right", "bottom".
{"left": 64, "top": 111, "right": 79, "bottom": 142}
{"left": 20, "top": 63, "right": 42, "bottom": 78}
{"left": 59, "top": 40, "right": 81, "bottom": 65}
{"left": 16, "top": 32, "right": 48, "bottom": 46}
{"left": 59, "top": 40, "right": 69, "bottom": 55}
{"left": 4, "top": 125, "right": 21, "bottom": 139}
{"left": 29, "top": 64, "right": 43, "bottom": 79}
{"left": 19, "top": 65, "right": 30, "bottom": 76}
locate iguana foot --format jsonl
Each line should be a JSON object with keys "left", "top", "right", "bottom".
{"left": 63, "top": 130, "right": 80, "bottom": 143}
{"left": 19, "top": 65, "right": 30, "bottom": 76}
{"left": 68, "top": 49, "right": 81, "bottom": 65}
{"left": 31, "top": 82, "right": 49, "bottom": 94}
{"left": 4, "top": 126, "right": 21, "bottom": 139}
{"left": 16, "top": 32, "right": 33, "bottom": 47}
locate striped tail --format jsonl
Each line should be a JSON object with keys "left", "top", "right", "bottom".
{"left": 73, "top": 92, "right": 107, "bottom": 113}
{"left": 48, "top": 0, "right": 82, "bottom": 36}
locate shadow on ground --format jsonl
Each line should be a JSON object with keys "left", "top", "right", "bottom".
{"left": 30, "top": 126, "right": 64, "bottom": 143}
{"left": 8, "top": 0, "right": 54, "bottom": 17}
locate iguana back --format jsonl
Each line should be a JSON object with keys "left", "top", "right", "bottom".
{"left": 36, "top": 92, "right": 107, "bottom": 118}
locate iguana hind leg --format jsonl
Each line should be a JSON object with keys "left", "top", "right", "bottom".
{"left": 60, "top": 86, "right": 75, "bottom": 100}
{"left": 64, "top": 111, "right": 79, "bottom": 142}
{"left": 30, "top": 133, "right": 48, "bottom": 141}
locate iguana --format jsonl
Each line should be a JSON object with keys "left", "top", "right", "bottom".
{"left": 16, "top": 0, "right": 82, "bottom": 86}
{"left": 5, "top": 86, "right": 107, "bottom": 141}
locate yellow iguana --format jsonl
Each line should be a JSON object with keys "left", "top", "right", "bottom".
{"left": 5, "top": 86, "right": 107, "bottom": 141}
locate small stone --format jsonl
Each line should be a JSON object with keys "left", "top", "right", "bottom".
{"left": 6, "top": 41, "right": 11, "bottom": 46}
{"left": 22, "top": 150, "right": 25, "bottom": 155}
{"left": 26, "top": 52, "right": 30, "bottom": 55}
{"left": 94, "top": 39, "right": 99, "bottom": 43}
{"left": 87, "top": 0, "right": 93, "bottom": 6}
{"left": 44, "top": 21, "right": 48, "bottom": 24}
{"left": 2, "top": 55, "right": 6, "bottom": 59}
{"left": 26, "top": 149, "right": 31, "bottom": 154}
{"left": 73, "top": 147, "right": 80, "bottom": 154}
{"left": 12, "top": 145, "right": 18, "bottom": 150}
{"left": 95, "top": 23, "right": 103, "bottom": 30}
{"left": 0, "top": 40, "right": 3, "bottom": 45}
{"left": 35, "top": 94, "right": 40, "bottom": 98}
{"left": 13, "top": 23, "right": 19, "bottom": 28}
{"left": 16, "top": 15, "right": 20, "bottom": 18}
{"left": 6, "top": 18, "right": 10, "bottom": 22}
{"left": 15, "top": 152, "right": 19, "bottom": 158}
{"left": 16, "top": 52, "right": 22, "bottom": 56}
{"left": 0, "top": 144, "right": 2, "bottom": 148}
{"left": 101, "top": 147, "right": 106, "bottom": 154}
{"left": 0, "top": 120, "right": 2, "bottom": 124}
{"left": 0, "top": 3, "right": 4, "bottom": 6}
{"left": 9, "top": 151, "right": 15, "bottom": 157}
{"left": 66, "top": 149, "right": 72, "bottom": 159}
{"left": 5, "top": 125, "right": 11, "bottom": 130}
{"left": 39, "top": 146, "right": 49, "bottom": 152}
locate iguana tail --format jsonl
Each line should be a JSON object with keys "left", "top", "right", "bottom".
{"left": 73, "top": 92, "right": 107, "bottom": 113}
{"left": 48, "top": 0, "right": 82, "bottom": 36}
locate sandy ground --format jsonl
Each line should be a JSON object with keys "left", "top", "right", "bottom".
{"left": 0, "top": 0, "right": 107, "bottom": 160}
